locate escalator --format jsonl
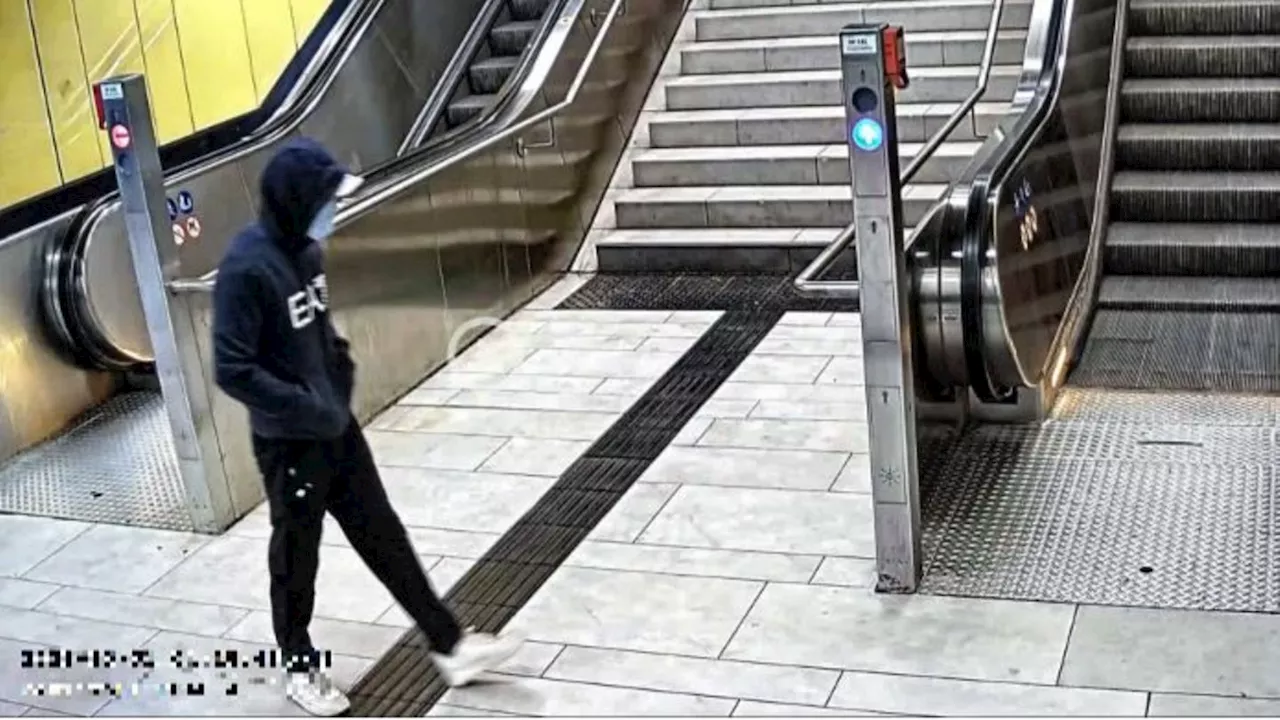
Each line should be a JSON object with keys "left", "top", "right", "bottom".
{"left": 37, "top": 0, "right": 559, "bottom": 373}
{"left": 905, "top": 0, "right": 1280, "bottom": 611}
{"left": 1070, "top": 0, "right": 1280, "bottom": 393}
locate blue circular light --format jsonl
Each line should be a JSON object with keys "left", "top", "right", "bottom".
{"left": 851, "top": 118, "right": 883, "bottom": 152}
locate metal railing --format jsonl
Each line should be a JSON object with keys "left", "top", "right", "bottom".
{"left": 794, "top": 0, "right": 1008, "bottom": 297}
{"left": 168, "top": 0, "right": 620, "bottom": 295}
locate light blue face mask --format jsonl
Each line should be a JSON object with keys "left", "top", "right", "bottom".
{"left": 307, "top": 199, "right": 338, "bottom": 244}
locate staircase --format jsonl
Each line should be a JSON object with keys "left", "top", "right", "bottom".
{"left": 582, "top": 0, "right": 1034, "bottom": 274}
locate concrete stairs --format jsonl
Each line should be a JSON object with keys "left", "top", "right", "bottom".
{"left": 580, "top": 0, "right": 1031, "bottom": 274}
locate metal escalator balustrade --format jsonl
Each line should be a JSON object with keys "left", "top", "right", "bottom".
{"left": 912, "top": 0, "right": 1118, "bottom": 402}
{"left": 42, "top": 0, "right": 559, "bottom": 375}
{"left": 1070, "top": 0, "right": 1280, "bottom": 392}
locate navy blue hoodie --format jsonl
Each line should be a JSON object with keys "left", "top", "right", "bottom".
{"left": 212, "top": 138, "right": 355, "bottom": 440}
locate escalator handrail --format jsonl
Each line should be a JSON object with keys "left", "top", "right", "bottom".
{"left": 169, "top": 0, "right": 608, "bottom": 294}
{"left": 794, "top": 0, "right": 1009, "bottom": 297}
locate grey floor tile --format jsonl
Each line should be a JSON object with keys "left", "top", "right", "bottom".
{"left": 36, "top": 587, "right": 247, "bottom": 636}
{"left": 0, "top": 636, "right": 147, "bottom": 716}
{"left": 144, "top": 536, "right": 400, "bottom": 623}
{"left": 399, "top": 387, "right": 460, "bottom": 406}
{"left": 1062, "top": 604, "right": 1280, "bottom": 697}
{"left": 379, "top": 468, "right": 554, "bottom": 534}
{"left": 366, "top": 430, "right": 507, "bottom": 471}
{"left": 716, "top": 382, "right": 856, "bottom": 404}
{"left": 19, "top": 710, "right": 73, "bottom": 717}
{"left": 444, "top": 344, "right": 537, "bottom": 375}
{"left": 753, "top": 337, "right": 859, "bottom": 357}
{"left": 809, "top": 557, "right": 876, "bottom": 588}
{"left": 732, "top": 701, "right": 880, "bottom": 717}
{"left": 815, "top": 356, "right": 865, "bottom": 385}
{"left": 448, "top": 389, "right": 636, "bottom": 414}
{"left": 0, "top": 606, "right": 156, "bottom": 647}
{"left": 0, "top": 701, "right": 26, "bottom": 717}
{"left": 225, "top": 611, "right": 402, "bottom": 659}
{"left": 403, "top": 528, "right": 502, "bottom": 560}
{"left": 567, "top": 541, "right": 819, "bottom": 583}
{"left": 827, "top": 313, "right": 860, "bottom": 327}
{"left": 640, "top": 447, "right": 848, "bottom": 491}
{"left": 510, "top": 567, "right": 762, "bottom": 657}
{"left": 421, "top": 372, "right": 604, "bottom": 395}
{"left": 480, "top": 437, "right": 592, "bottom": 477}
{"left": 723, "top": 584, "right": 1074, "bottom": 684}
{"left": 696, "top": 398, "right": 760, "bottom": 419}
{"left": 670, "top": 417, "right": 713, "bottom": 446}
{"left": 0, "top": 516, "right": 89, "bottom": 578}
{"left": 0, "top": 579, "right": 59, "bottom": 610}
{"left": 394, "top": 406, "right": 616, "bottom": 442}
{"left": 587, "top": 483, "right": 679, "bottom": 542}
{"left": 697, "top": 418, "right": 868, "bottom": 453}
{"left": 545, "top": 646, "right": 839, "bottom": 706}
{"left": 513, "top": 349, "right": 685, "bottom": 379}
{"left": 23, "top": 525, "right": 207, "bottom": 594}
{"left": 729, "top": 355, "right": 832, "bottom": 384}
{"left": 440, "top": 675, "right": 735, "bottom": 716}
{"left": 593, "top": 378, "right": 653, "bottom": 398}
{"left": 831, "top": 455, "right": 871, "bottom": 493}
{"left": 750, "top": 399, "right": 866, "bottom": 423}
{"left": 94, "top": 632, "right": 371, "bottom": 717}
{"left": 427, "top": 703, "right": 520, "bottom": 716}
{"left": 640, "top": 486, "right": 874, "bottom": 557}
{"left": 829, "top": 670, "right": 1148, "bottom": 716}
{"left": 518, "top": 309, "right": 674, "bottom": 325}
{"left": 1148, "top": 693, "right": 1280, "bottom": 716}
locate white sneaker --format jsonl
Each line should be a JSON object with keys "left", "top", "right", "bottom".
{"left": 286, "top": 672, "right": 350, "bottom": 716}
{"left": 430, "top": 629, "right": 526, "bottom": 687}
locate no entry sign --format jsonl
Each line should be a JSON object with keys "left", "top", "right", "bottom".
{"left": 110, "top": 124, "right": 131, "bottom": 149}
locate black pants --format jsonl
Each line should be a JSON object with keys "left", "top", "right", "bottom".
{"left": 252, "top": 418, "right": 462, "bottom": 671}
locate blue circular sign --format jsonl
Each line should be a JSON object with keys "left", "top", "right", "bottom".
{"left": 177, "top": 190, "right": 194, "bottom": 214}
{"left": 851, "top": 118, "right": 884, "bottom": 152}
{"left": 166, "top": 198, "right": 178, "bottom": 221}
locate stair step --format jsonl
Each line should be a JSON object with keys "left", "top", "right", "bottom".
{"left": 693, "top": 0, "right": 1033, "bottom": 42}
{"left": 1125, "top": 35, "right": 1280, "bottom": 78}
{"left": 647, "top": 102, "right": 1008, "bottom": 147}
{"left": 509, "top": 0, "right": 552, "bottom": 22}
{"left": 1129, "top": 0, "right": 1280, "bottom": 36}
{"left": 613, "top": 184, "right": 946, "bottom": 229}
{"left": 447, "top": 94, "right": 493, "bottom": 126}
{"left": 681, "top": 30, "right": 1027, "bottom": 73}
{"left": 1098, "top": 275, "right": 1280, "bottom": 312}
{"left": 1121, "top": 77, "right": 1280, "bottom": 122}
{"left": 665, "top": 66, "right": 1020, "bottom": 110}
{"left": 1106, "top": 222, "right": 1280, "bottom": 276}
{"left": 630, "top": 141, "right": 982, "bottom": 187}
{"left": 596, "top": 228, "right": 835, "bottom": 273}
{"left": 1111, "top": 171, "right": 1280, "bottom": 223}
{"left": 1116, "top": 123, "right": 1280, "bottom": 171}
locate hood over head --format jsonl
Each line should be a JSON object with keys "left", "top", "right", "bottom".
{"left": 257, "top": 138, "right": 363, "bottom": 252}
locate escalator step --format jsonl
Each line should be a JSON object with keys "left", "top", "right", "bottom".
{"left": 1130, "top": 0, "right": 1280, "bottom": 35}
{"left": 1097, "top": 275, "right": 1280, "bottom": 312}
{"left": 1121, "top": 77, "right": 1280, "bottom": 122}
{"left": 1105, "top": 222, "right": 1280, "bottom": 276}
{"left": 510, "top": 0, "right": 553, "bottom": 22}
{"left": 469, "top": 55, "right": 520, "bottom": 95}
{"left": 1115, "top": 123, "right": 1280, "bottom": 171}
{"left": 447, "top": 94, "right": 494, "bottom": 126}
{"left": 1111, "top": 170, "right": 1280, "bottom": 222}
{"left": 1125, "top": 35, "right": 1280, "bottom": 77}
{"left": 490, "top": 19, "right": 540, "bottom": 56}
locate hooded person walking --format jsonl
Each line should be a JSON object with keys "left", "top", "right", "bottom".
{"left": 212, "top": 138, "right": 522, "bottom": 716}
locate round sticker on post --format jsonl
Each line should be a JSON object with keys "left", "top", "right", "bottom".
{"left": 172, "top": 223, "right": 186, "bottom": 247}
{"left": 185, "top": 216, "right": 202, "bottom": 239}
{"left": 177, "top": 191, "right": 194, "bottom": 215}
{"left": 166, "top": 198, "right": 179, "bottom": 221}
{"left": 110, "top": 124, "right": 131, "bottom": 150}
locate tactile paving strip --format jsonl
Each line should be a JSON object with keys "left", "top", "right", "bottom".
{"left": 557, "top": 273, "right": 858, "bottom": 313}
{"left": 0, "top": 391, "right": 191, "bottom": 531}
{"left": 918, "top": 386, "right": 1280, "bottom": 612}
{"left": 348, "top": 274, "right": 791, "bottom": 716}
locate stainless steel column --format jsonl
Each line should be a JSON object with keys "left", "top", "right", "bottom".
{"left": 838, "top": 25, "right": 922, "bottom": 592}
{"left": 96, "top": 74, "right": 236, "bottom": 533}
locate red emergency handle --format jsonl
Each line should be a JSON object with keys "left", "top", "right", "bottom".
{"left": 881, "top": 26, "right": 909, "bottom": 90}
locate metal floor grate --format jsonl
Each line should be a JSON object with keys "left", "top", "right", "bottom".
{"left": 918, "top": 387, "right": 1280, "bottom": 612}
{"left": 0, "top": 391, "right": 190, "bottom": 531}
{"left": 558, "top": 273, "right": 859, "bottom": 312}
{"left": 349, "top": 274, "right": 791, "bottom": 716}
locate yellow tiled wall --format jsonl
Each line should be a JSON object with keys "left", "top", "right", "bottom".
{"left": 1, "top": 0, "right": 329, "bottom": 210}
